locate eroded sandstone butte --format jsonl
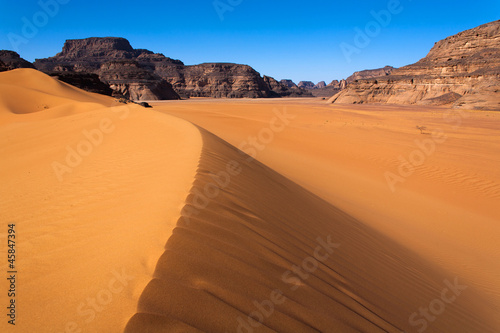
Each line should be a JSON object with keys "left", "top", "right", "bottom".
{"left": 330, "top": 20, "right": 500, "bottom": 110}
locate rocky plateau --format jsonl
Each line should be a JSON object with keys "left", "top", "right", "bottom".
{"left": 329, "top": 20, "right": 500, "bottom": 110}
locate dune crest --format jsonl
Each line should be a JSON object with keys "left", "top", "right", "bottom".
{"left": 0, "top": 69, "right": 202, "bottom": 332}
{"left": 125, "top": 128, "right": 497, "bottom": 332}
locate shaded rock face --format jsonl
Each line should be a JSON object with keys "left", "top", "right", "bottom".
{"left": 0, "top": 49, "right": 115, "bottom": 97}
{"left": 174, "top": 63, "right": 270, "bottom": 98}
{"left": 331, "top": 20, "right": 500, "bottom": 110}
{"left": 100, "top": 60, "right": 180, "bottom": 100}
{"left": 280, "top": 79, "right": 298, "bottom": 88}
{"left": 263, "top": 76, "right": 313, "bottom": 97}
{"left": 34, "top": 37, "right": 306, "bottom": 99}
{"left": 314, "top": 81, "right": 326, "bottom": 89}
{"left": 0, "top": 51, "right": 35, "bottom": 71}
{"left": 298, "top": 81, "right": 316, "bottom": 89}
{"left": 48, "top": 72, "right": 114, "bottom": 96}
{"left": 346, "top": 66, "right": 394, "bottom": 83}
{"left": 328, "top": 80, "right": 347, "bottom": 89}
{"left": 292, "top": 80, "right": 342, "bottom": 98}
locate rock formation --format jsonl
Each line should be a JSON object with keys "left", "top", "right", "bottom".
{"left": 99, "top": 60, "right": 179, "bottom": 100}
{"left": 346, "top": 66, "right": 394, "bottom": 83}
{"left": 34, "top": 37, "right": 307, "bottom": 100}
{"left": 34, "top": 37, "right": 180, "bottom": 100}
{"left": 298, "top": 81, "right": 316, "bottom": 89}
{"left": 330, "top": 20, "right": 500, "bottom": 110}
{"left": 175, "top": 63, "right": 270, "bottom": 98}
{"left": 314, "top": 81, "right": 326, "bottom": 89}
{"left": 263, "top": 76, "right": 313, "bottom": 97}
{"left": 280, "top": 79, "right": 298, "bottom": 88}
{"left": 0, "top": 51, "right": 35, "bottom": 71}
{"left": 48, "top": 72, "right": 114, "bottom": 96}
{"left": 328, "top": 80, "right": 349, "bottom": 89}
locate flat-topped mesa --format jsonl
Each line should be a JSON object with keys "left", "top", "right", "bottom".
{"left": 34, "top": 37, "right": 174, "bottom": 73}
{"left": 330, "top": 20, "right": 500, "bottom": 110}
{"left": 59, "top": 37, "right": 135, "bottom": 59}
{"left": 34, "top": 37, "right": 183, "bottom": 100}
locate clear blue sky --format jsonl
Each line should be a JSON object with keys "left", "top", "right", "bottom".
{"left": 1, "top": 0, "right": 498, "bottom": 83}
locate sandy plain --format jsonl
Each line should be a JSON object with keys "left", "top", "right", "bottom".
{"left": 1, "top": 69, "right": 499, "bottom": 332}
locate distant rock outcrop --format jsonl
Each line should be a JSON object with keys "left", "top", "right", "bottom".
{"left": 330, "top": 21, "right": 500, "bottom": 110}
{"left": 314, "top": 81, "right": 326, "bottom": 89}
{"left": 99, "top": 60, "right": 180, "bottom": 100}
{"left": 263, "top": 76, "right": 313, "bottom": 97}
{"left": 280, "top": 79, "right": 298, "bottom": 88}
{"left": 174, "top": 63, "right": 269, "bottom": 98}
{"left": 346, "top": 66, "right": 394, "bottom": 83}
{"left": 298, "top": 81, "right": 316, "bottom": 89}
{"left": 0, "top": 51, "right": 35, "bottom": 71}
{"left": 34, "top": 37, "right": 307, "bottom": 100}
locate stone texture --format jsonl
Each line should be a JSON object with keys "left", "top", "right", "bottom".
{"left": 330, "top": 20, "right": 500, "bottom": 110}
{"left": 48, "top": 72, "right": 114, "bottom": 96}
{"left": 280, "top": 79, "right": 298, "bottom": 88}
{"left": 263, "top": 76, "right": 313, "bottom": 97}
{"left": 99, "top": 60, "right": 180, "bottom": 100}
{"left": 0, "top": 51, "right": 35, "bottom": 71}
{"left": 327, "top": 79, "right": 347, "bottom": 90}
{"left": 346, "top": 66, "right": 394, "bottom": 83}
{"left": 298, "top": 81, "right": 316, "bottom": 89}
{"left": 34, "top": 37, "right": 307, "bottom": 100}
{"left": 34, "top": 37, "right": 181, "bottom": 100}
{"left": 314, "top": 81, "right": 327, "bottom": 89}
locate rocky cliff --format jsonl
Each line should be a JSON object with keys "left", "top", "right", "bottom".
{"left": 263, "top": 76, "right": 313, "bottom": 97}
{"left": 99, "top": 60, "right": 179, "bottom": 100}
{"left": 298, "top": 81, "right": 316, "bottom": 89}
{"left": 34, "top": 37, "right": 304, "bottom": 100}
{"left": 346, "top": 66, "right": 394, "bottom": 83}
{"left": 330, "top": 21, "right": 500, "bottom": 110}
{"left": 34, "top": 37, "right": 180, "bottom": 100}
{"left": 314, "top": 81, "right": 326, "bottom": 89}
{"left": 327, "top": 79, "right": 347, "bottom": 90}
{"left": 175, "top": 63, "right": 269, "bottom": 98}
{"left": 48, "top": 72, "right": 114, "bottom": 96}
{"left": 280, "top": 79, "right": 298, "bottom": 88}
{"left": 0, "top": 51, "right": 35, "bottom": 71}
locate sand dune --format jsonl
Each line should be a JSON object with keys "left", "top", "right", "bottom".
{"left": 155, "top": 99, "right": 500, "bottom": 331}
{"left": 1, "top": 70, "right": 499, "bottom": 332}
{"left": 0, "top": 69, "right": 201, "bottom": 332}
{"left": 125, "top": 128, "right": 497, "bottom": 332}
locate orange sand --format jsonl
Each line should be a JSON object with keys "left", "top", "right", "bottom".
{"left": 1, "top": 70, "right": 499, "bottom": 332}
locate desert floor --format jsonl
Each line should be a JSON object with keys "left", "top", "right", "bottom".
{"left": 1, "top": 70, "right": 499, "bottom": 332}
